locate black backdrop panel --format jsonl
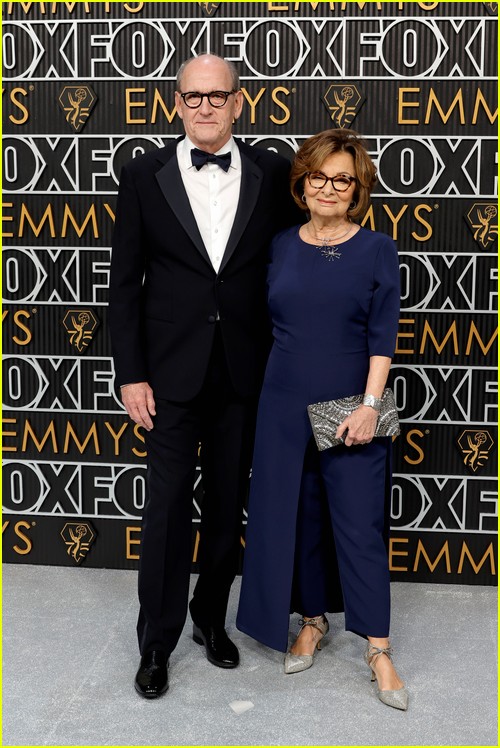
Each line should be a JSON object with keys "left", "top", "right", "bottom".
{"left": 2, "top": 1, "right": 497, "bottom": 585}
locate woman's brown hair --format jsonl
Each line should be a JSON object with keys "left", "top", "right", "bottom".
{"left": 290, "top": 128, "right": 377, "bottom": 221}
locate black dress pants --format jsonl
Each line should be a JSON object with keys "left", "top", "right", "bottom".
{"left": 137, "top": 327, "right": 258, "bottom": 656}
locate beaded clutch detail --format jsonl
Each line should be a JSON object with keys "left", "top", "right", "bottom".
{"left": 307, "top": 388, "right": 400, "bottom": 451}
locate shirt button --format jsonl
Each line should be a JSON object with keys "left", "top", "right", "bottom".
{"left": 214, "top": 228, "right": 218, "bottom": 234}
{"left": 213, "top": 201, "right": 217, "bottom": 206}
{"left": 208, "top": 315, "right": 216, "bottom": 323}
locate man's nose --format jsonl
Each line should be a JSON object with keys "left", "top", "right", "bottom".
{"left": 199, "top": 96, "right": 213, "bottom": 114}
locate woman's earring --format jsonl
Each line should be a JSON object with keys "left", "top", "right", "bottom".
{"left": 301, "top": 195, "right": 307, "bottom": 203}
{"left": 349, "top": 200, "right": 357, "bottom": 210}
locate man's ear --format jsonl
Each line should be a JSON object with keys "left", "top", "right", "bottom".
{"left": 175, "top": 91, "right": 184, "bottom": 120}
{"left": 232, "top": 90, "right": 244, "bottom": 121}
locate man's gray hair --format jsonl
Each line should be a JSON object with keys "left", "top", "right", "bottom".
{"left": 176, "top": 55, "right": 240, "bottom": 91}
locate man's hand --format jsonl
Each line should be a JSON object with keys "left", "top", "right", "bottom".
{"left": 120, "top": 382, "right": 156, "bottom": 431}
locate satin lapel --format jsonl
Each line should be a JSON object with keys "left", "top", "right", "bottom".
{"left": 155, "top": 154, "right": 212, "bottom": 267}
{"left": 218, "top": 151, "right": 263, "bottom": 274}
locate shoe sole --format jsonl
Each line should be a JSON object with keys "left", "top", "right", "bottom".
{"left": 134, "top": 683, "right": 169, "bottom": 699}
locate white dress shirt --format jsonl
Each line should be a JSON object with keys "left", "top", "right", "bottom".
{"left": 177, "top": 135, "right": 242, "bottom": 273}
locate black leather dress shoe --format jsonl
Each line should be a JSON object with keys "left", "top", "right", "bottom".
{"left": 192, "top": 624, "right": 240, "bottom": 668}
{"left": 134, "top": 650, "right": 169, "bottom": 699}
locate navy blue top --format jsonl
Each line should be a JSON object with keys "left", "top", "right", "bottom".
{"left": 264, "top": 225, "right": 400, "bottom": 403}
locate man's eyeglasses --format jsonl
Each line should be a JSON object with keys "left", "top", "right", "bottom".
{"left": 307, "top": 172, "right": 357, "bottom": 192}
{"left": 179, "top": 91, "right": 237, "bottom": 108}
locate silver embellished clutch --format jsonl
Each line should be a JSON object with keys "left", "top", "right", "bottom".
{"left": 307, "top": 388, "right": 400, "bottom": 451}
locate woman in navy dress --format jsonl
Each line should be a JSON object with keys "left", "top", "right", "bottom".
{"left": 237, "top": 129, "right": 408, "bottom": 710}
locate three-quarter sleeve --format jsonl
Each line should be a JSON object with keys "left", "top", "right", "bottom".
{"left": 367, "top": 237, "right": 401, "bottom": 358}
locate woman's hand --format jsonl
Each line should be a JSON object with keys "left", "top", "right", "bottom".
{"left": 335, "top": 405, "right": 378, "bottom": 447}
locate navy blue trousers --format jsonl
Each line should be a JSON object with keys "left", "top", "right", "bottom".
{"left": 291, "top": 439, "right": 391, "bottom": 638}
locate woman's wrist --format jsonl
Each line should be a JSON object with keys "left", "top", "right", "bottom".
{"left": 362, "top": 393, "right": 382, "bottom": 411}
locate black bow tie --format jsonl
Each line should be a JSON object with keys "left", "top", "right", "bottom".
{"left": 191, "top": 148, "right": 232, "bottom": 172}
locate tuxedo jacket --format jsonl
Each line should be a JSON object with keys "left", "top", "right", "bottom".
{"left": 108, "top": 137, "right": 301, "bottom": 401}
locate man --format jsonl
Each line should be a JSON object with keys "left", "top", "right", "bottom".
{"left": 108, "top": 54, "right": 300, "bottom": 698}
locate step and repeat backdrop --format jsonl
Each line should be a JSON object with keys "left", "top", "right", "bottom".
{"left": 2, "top": 1, "right": 498, "bottom": 584}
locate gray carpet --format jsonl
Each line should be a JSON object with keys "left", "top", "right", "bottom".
{"left": 2, "top": 564, "right": 497, "bottom": 747}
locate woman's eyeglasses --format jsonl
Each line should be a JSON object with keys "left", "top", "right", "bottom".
{"left": 307, "top": 172, "right": 356, "bottom": 192}
{"left": 179, "top": 91, "right": 237, "bottom": 108}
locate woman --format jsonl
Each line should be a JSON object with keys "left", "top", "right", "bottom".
{"left": 236, "top": 129, "right": 408, "bottom": 710}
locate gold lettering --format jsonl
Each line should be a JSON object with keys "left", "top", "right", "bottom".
{"left": 125, "top": 88, "right": 147, "bottom": 125}
{"left": 61, "top": 204, "right": 98, "bottom": 238}
{"left": 4, "top": 88, "right": 30, "bottom": 125}
{"left": 192, "top": 530, "right": 201, "bottom": 563}
{"left": 472, "top": 88, "right": 498, "bottom": 125}
{"left": 22, "top": 419, "right": 58, "bottom": 453}
{"left": 1, "top": 521, "right": 32, "bottom": 554}
{"left": 2, "top": 418, "right": 18, "bottom": 453}
{"left": 126, "top": 526, "right": 141, "bottom": 560}
{"left": 63, "top": 421, "right": 100, "bottom": 454}
{"left": 13, "top": 310, "right": 32, "bottom": 345}
{"left": 398, "top": 87, "right": 420, "bottom": 125}
{"left": 19, "top": 203, "right": 56, "bottom": 238}
{"left": 2, "top": 202, "right": 14, "bottom": 238}
{"left": 413, "top": 540, "right": 451, "bottom": 573}
{"left": 240, "top": 87, "right": 266, "bottom": 125}
{"left": 104, "top": 422, "right": 129, "bottom": 456}
{"left": 412, "top": 204, "right": 433, "bottom": 241}
{"left": 294, "top": 1, "right": 322, "bottom": 9}
{"left": 360, "top": 205, "right": 375, "bottom": 231}
{"left": 399, "top": 87, "right": 498, "bottom": 127}
{"left": 419, "top": 321, "right": 459, "bottom": 355}
{"left": 270, "top": 87, "right": 291, "bottom": 125}
{"left": 395, "top": 318, "right": 415, "bottom": 355}
{"left": 389, "top": 537, "right": 409, "bottom": 572}
{"left": 343, "top": 1, "right": 382, "bottom": 8}
{"left": 382, "top": 204, "right": 407, "bottom": 240}
{"left": 124, "top": 2, "right": 145, "bottom": 11}
{"left": 457, "top": 542, "right": 496, "bottom": 575}
{"left": 425, "top": 88, "right": 465, "bottom": 125}
{"left": 13, "top": 521, "right": 32, "bottom": 555}
{"left": 8, "top": 2, "right": 45, "bottom": 12}
{"left": 6, "top": 202, "right": 113, "bottom": 239}
{"left": 404, "top": 429, "right": 425, "bottom": 465}
{"left": 50, "top": 2, "right": 91, "bottom": 11}
{"left": 132, "top": 423, "right": 147, "bottom": 458}
{"left": 268, "top": 0, "right": 387, "bottom": 9}
{"left": 104, "top": 203, "right": 116, "bottom": 222}
{"left": 1, "top": 309, "right": 31, "bottom": 344}
{"left": 465, "top": 322, "right": 498, "bottom": 356}
{"left": 151, "top": 89, "right": 177, "bottom": 124}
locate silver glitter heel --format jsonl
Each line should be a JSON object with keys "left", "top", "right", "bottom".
{"left": 284, "top": 615, "right": 329, "bottom": 674}
{"left": 364, "top": 642, "right": 408, "bottom": 711}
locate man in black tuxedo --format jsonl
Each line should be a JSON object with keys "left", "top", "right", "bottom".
{"left": 108, "top": 54, "right": 300, "bottom": 698}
